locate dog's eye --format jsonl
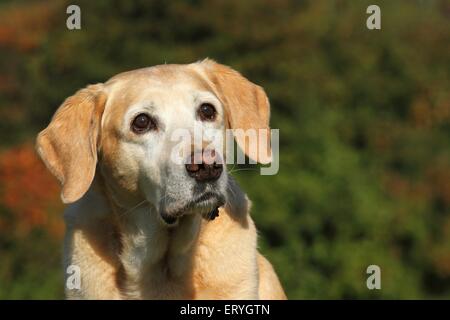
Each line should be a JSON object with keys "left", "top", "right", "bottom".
{"left": 131, "top": 113, "right": 157, "bottom": 133}
{"left": 198, "top": 103, "right": 217, "bottom": 121}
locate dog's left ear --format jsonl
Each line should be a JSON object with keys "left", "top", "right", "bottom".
{"left": 198, "top": 59, "right": 272, "bottom": 164}
{"left": 36, "top": 84, "right": 107, "bottom": 204}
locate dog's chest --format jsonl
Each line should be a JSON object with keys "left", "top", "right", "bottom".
{"left": 118, "top": 211, "right": 201, "bottom": 299}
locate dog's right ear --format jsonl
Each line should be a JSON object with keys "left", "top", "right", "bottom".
{"left": 36, "top": 84, "right": 107, "bottom": 204}
{"left": 196, "top": 59, "right": 272, "bottom": 164}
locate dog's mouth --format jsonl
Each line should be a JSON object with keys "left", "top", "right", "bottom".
{"left": 159, "top": 192, "right": 226, "bottom": 225}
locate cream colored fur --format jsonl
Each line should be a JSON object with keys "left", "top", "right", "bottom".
{"left": 37, "top": 60, "right": 286, "bottom": 300}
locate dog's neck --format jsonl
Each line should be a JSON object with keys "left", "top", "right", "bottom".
{"left": 93, "top": 175, "right": 202, "bottom": 298}
{"left": 115, "top": 203, "right": 201, "bottom": 298}
{"left": 84, "top": 172, "right": 248, "bottom": 298}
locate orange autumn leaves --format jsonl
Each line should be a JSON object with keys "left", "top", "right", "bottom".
{"left": 0, "top": 143, "right": 64, "bottom": 238}
{"left": 0, "top": 1, "right": 61, "bottom": 53}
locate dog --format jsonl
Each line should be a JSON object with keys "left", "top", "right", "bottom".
{"left": 36, "top": 59, "right": 286, "bottom": 299}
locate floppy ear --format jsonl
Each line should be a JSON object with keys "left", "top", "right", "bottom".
{"left": 199, "top": 59, "right": 272, "bottom": 164}
{"left": 36, "top": 84, "right": 107, "bottom": 204}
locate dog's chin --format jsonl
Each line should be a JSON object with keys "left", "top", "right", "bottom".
{"left": 159, "top": 192, "right": 226, "bottom": 226}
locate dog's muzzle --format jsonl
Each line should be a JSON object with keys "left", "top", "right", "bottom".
{"left": 159, "top": 192, "right": 225, "bottom": 225}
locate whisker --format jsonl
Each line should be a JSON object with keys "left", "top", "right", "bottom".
{"left": 228, "top": 163, "right": 237, "bottom": 174}
{"left": 119, "top": 199, "right": 148, "bottom": 217}
{"left": 227, "top": 183, "right": 236, "bottom": 199}
{"left": 228, "top": 167, "right": 259, "bottom": 174}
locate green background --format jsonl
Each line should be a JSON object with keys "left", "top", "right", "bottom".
{"left": 0, "top": 0, "right": 449, "bottom": 299}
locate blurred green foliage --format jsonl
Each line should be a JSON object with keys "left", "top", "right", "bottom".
{"left": 0, "top": 228, "right": 63, "bottom": 299}
{"left": 0, "top": 0, "right": 449, "bottom": 299}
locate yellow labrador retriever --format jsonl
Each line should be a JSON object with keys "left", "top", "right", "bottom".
{"left": 36, "top": 59, "right": 286, "bottom": 299}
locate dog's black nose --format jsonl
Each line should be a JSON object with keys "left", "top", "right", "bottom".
{"left": 186, "top": 150, "right": 223, "bottom": 182}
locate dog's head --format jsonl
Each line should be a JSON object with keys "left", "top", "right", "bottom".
{"left": 36, "top": 60, "right": 271, "bottom": 225}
